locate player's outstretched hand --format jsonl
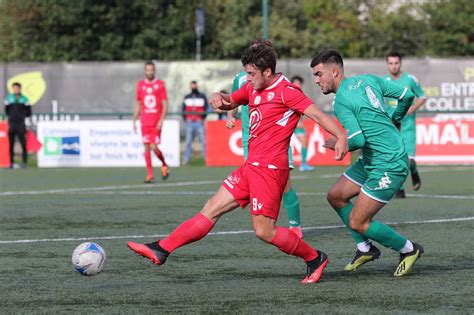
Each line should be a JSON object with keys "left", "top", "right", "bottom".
{"left": 334, "top": 137, "right": 348, "bottom": 160}
{"left": 210, "top": 92, "right": 224, "bottom": 110}
{"left": 324, "top": 136, "right": 348, "bottom": 160}
{"left": 226, "top": 117, "right": 236, "bottom": 129}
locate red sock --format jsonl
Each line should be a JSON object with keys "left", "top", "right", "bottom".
{"left": 270, "top": 227, "right": 318, "bottom": 262}
{"left": 160, "top": 213, "right": 214, "bottom": 253}
{"left": 153, "top": 148, "right": 167, "bottom": 167}
{"left": 144, "top": 150, "right": 153, "bottom": 178}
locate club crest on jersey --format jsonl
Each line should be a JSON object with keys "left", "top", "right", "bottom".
{"left": 254, "top": 95, "right": 261, "bottom": 105}
{"left": 153, "top": 84, "right": 159, "bottom": 90}
{"left": 266, "top": 92, "right": 275, "bottom": 101}
{"left": 249, "top": 108, "right": 262, "bottom": 132}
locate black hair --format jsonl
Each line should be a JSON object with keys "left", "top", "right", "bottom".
{"left": 144, "top": 60, "right": 155, "bottom": 68}
{"left": 241, "top": 39, "right": 277, "bottom": 73}
{"left": 191, "top": 80, "right": 197, "bottom": 84}
{"left": 310, "top": 49, "right": 344, "bottom": 68}
{"left": 386, "top": 51, "right": 402, "bottom": 61}
{"left": 12, "top": 82, "right": 21, "bottom": 88}
{"left": 290, "top": 75, "right": 304, "bottom": 84}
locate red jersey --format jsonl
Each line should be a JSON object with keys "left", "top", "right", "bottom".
{"left": 231, "top": 74, "right": 313, "bottom": 169}
{"left": 136, "top": 79, "right": 168, "bottom": 127}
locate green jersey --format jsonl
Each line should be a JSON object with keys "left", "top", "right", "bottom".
{"left": 333, "top": 74, "right": 414, "bottom": 168}
{"left": 383, "top": 72, "right": 425, "bottom": 134}
{"left": 232, "top": 71, "right": 249, "bottom": 159}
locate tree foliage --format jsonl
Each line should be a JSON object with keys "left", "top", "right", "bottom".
{"left": 0, "top": 0, "right": 471, "bottom": 61}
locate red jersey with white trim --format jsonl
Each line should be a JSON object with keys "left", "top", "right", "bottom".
{"left": 136, "top": 79, "right": 168, "bottom": 127}
{"left": 231, "top": 74, "right": 313, "bottom": 170}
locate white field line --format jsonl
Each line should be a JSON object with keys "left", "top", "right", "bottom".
{"left": 0, "top": 166, "right": 471, "bottom": 197}
{"left": 66, "top": 190, "right": 474, "bottom": 200}
{"left": 0, "top": 216, "right": 472, "bottom": 245}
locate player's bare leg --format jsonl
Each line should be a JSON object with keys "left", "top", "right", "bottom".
{"left": 143, "top": 143, "right": 154, "bottom": 183}
{"left": 350, "top": 193, "right": 423, "bottom": 276}
{"left": 127, "top": 185, "right": 239, "bottom": 264}
{"left": 282, "top": 179, "right": 303, "bottom": 238}
{"left": 327, "top": 176, "right": 379, "bottom": 271}
{"left": 250, "top": 214, "right": 328, "bottom": 284}
{"left": 150, "top": 143, "right": 169, "bottom": 180}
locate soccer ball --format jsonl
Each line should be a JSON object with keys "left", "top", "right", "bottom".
{"left": 71, "top": 242, "right": 107, "bottom": 276}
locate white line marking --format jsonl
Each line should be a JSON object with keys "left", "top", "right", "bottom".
{"left": 0, "top": 166, "right": 471, "bottom": 197}
{"left": 0, "top": 216, "right": 472, "bottom": 244}
{"left": 67, "top": 190, "right": 474, "bottom": 200}
{"left": 0, "top": 180, "right": 221, "bottom": 196}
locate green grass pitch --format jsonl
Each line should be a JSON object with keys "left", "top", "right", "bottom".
{"left": 0, "top": 165, "right": 473, "bottom": 313}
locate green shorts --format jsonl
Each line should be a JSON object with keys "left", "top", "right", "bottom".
{"left": 344, "top": 157, "right": 409, "bottom": 203}
{"left": 294, "top": 127, "right": 306, "bottom": 136}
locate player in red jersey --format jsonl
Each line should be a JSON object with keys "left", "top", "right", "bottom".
{"left": 128, "top": 40, "right": 348, "bottom": 284}
{"left": 133, "top": 61, "right": 169, "bottom": 183}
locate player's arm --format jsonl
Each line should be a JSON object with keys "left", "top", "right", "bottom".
{"left": 132, "top": 100, "right": 141, "bottom": 133}
{"left": 157, "top": 99, "right": 168, "bottom": 130}
{"left": 377, "top": 76, "right": 415, "bottom": 123}
{"left": 407, "top": 76, "right": 427, "bottom": 115}
{"left": 303, "top": 104, "right": 348, "bottom": 160}
{"left": 209, "top": 92, "right": 240, "bottom": 111}
{"left": 330, "top": 103, "right": 365, "bottom": 151}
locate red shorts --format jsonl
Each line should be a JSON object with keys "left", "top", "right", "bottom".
{"left": 223, "top": 162, "right": 289, "bottom": 220}
{"left": 141, "top": 126, "right": 161, "bottom": 144}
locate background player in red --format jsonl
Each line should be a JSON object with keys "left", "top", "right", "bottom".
{"left": 128, "top": 40, "right": 348, "bottom": 284}
{"left": 133, "top": 61, "right": 169, "bottom": 182}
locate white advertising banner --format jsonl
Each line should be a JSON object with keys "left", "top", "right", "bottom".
{"left": 37, "top": 120, "right": 180, "bottom": 167}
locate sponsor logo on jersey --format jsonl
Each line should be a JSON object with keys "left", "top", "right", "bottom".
{"left": 365, "top": 86, "right": 384, "bottom": 111}
{"left": 349, "top": 80, "right": 363, "bottom": 90}
{"left": 249, "top": 108, "right": 262, "bottom": 133}
{"left": 144, "top": 95, "right": 157, "bottom": 109}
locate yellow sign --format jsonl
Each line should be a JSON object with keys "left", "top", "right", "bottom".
{"left": 7, "top": 71, "right": 46, "bottom": 106}
{"left": 464, "top": 67, "right": 474, "bottom": 81}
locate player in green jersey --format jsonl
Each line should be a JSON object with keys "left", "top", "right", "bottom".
{"left": 384, "top": 52, "right": 427, "bottom": 198}
{"left": 310, "top": 50, "right": 424, "bottom": 277}
{"left": 291, "top": 76, "right": 315, "bottom": 172}
{"left": 226, "top": 71, "right": 304, "bottom": 238}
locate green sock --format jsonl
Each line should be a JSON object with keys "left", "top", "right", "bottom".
{"left": 363, "top": 220, "right": 407, "bottom": 251}
{"left": 283, "top": 187, "right": 301, "bottom": 227}
{"left": 301, "top": 147, "right": 308, "bottom": 166}
{"left": 336, "top": 203, "right": 369, "bottom": 244}
{"left": 410, "top": 159, "right": 418, "bottom": 175}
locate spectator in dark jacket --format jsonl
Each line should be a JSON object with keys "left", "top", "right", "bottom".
{"left": 4, "top": 82, "right": 31, "bottom": 168}
{"left": 182, "top": 81, "right": 208, "bottom": 164}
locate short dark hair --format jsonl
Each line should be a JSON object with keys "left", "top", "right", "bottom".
{"left": 191, "top": 80, "right": 197, "bottom": 84}
{"left": 144, "top": 60, "right": 155, "bottom": 68}
{"left": 310, "top": 49, "right": 344, "bottom": 69}
{"left": 12, "top": 82, "right": 21, "bottom": 88}
{"left": 386, "top": 51, "right": 402, "bottom": 61}
{"left": 290, "top": 75, "right": 304, "bottom": 84}
{"left": 241, "top": 39, "right": 277, "bottom": 73}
